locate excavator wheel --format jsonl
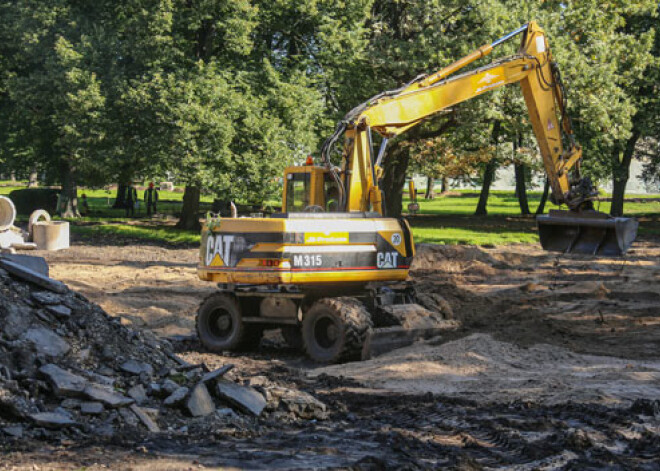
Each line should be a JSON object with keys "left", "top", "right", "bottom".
{"left": 302, "top": 297, "right": 373, "bottom": 363}
{"left": 196, "top": 293, "right": 262, "bottom": 352}
{"left": 281, "top": 326, "right": 304, "bottom": 350}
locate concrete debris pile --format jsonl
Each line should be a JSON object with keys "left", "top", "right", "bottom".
{"left": 0, "top": 258, "right": 327, "bottom": 441}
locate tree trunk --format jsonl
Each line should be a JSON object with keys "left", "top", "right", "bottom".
{"left": 440, "top": 177, "right": 448, "bottom": 194}
{"left": 475, "top": 122, "right": 501, "bottom": 216}
{"left": 535, "top": 178, "right": 550, "bottom": 215}
{"left": 59, "top": 162, "right": 80, "bottom": 218}
{"left": 514, "top": 164, "right": 530, "bottom": 215}
{"left": 177, "top": 185, "right": 201, "bottom": 231}
{"left": 10, "top": 172, "right": 15, "bottom": 183}
{"left": 379, "top": 118, "right": 457, "bottom": 216}
{"left": 610, "top": 130, "right": 640, "bottom": 217}
{"left": 424, "top": 177, "right": 435, "bottom": 199}
{"left": 475, "top": 159, "right": 497, "bottom": 215}
{"left": 380, "top": 142, "right": 410, "bottom": 217}
{"left": 113, "top": 183, "right": 128, "bottom": 209}
{"left": 28, "top": 168, "right": 38, "bottom": 188}
{"left": 610, "top": 178, "right": 628, "bottom": 217}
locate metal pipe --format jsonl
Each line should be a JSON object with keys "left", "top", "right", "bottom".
{"left": 490, "top": 23, "right": 529, "bottom": 48}
{"left": 375, "top": 138, "right": 388, "bottom": 167}
{"left": 418, "top": 23, "right": 529, "bottom": 88}
{"left": 367, "top": 127, "right": 376, "bottom": 183}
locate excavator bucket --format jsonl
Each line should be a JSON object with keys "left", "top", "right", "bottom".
{"left": 537, "top": 210, "right": 638, "bottom": 256}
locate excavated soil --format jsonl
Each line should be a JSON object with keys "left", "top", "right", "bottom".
{"left": 313, "top": 242, "right": 660, "bottom": 405}
{"left": 2, "top": 235, "right": 659, "bottom": 469}
{"left": 410, "top": 242, "right": 660, "bottom": 360}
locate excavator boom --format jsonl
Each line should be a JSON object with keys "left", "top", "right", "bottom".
{"left": 325, "top": 22, "right": 637, "bottom": 255}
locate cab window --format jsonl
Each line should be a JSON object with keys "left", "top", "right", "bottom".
{"left": 286, "top": 173, "right": 310, "bottom": 212}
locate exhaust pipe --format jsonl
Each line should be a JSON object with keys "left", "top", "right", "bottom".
{"left": 537, "top": 209, "right": 638, "bottom": 255}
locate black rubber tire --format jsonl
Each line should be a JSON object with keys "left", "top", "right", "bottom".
{"left": 281, "top": 326, "right": 303, "bottom": 350}
{"left": 302, "top": 297, "right": 373, "bottom": 363}
{"left": 196, "top": 293, "right": 247, "bottom": 352}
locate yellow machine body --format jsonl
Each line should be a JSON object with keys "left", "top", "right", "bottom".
{"left": 198, "top": 215, "right": 414, "bottom": 285}
{"left": 340, "top": 21, "right": 581, "bottom": 214}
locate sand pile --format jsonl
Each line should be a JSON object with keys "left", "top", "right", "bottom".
{"left": 311, "top": 333, "right": 660, "bottom": 406}
{"left": 412, "top": 244, "right": 508, "bottom": 275}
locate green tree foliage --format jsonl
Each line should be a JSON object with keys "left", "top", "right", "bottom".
{"left": 0, "top": 0, "right": 370, "bottom": 225}
{"left": 538, "top": 1, "right": 658, "bottom": 215}
{"left": 406, "top": 136, "right": 495, "bottom": 189}
{"left": 359, "top": 0, "right": 659, "bottom": 216}
{"left": 636, "top": 8, "right": 660, "bottom": 193}
{"left": 0, "top": 0, "right": 657, "bottom": 223}
{"left": 0, "top": 1, "right": 108, "bottom": 215}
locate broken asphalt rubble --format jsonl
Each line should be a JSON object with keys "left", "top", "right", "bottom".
{"left": 0, "top": 256, "right": 328, "bottom": 441}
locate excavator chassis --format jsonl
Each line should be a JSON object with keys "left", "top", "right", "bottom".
{"left": 196, "top": 281, "right": 435, "bottom": 363}
{"left": 195, "top": 213, "right": 440, "bottom": 363}
{"left": 537, "top": 210, "right": 638, "bottom": 255}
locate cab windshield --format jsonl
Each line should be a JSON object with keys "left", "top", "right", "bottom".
{"left": 285, "top": 172, "right": 310, "bottom": 212}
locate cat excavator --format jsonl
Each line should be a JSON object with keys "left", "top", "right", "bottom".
{"left": 196, "top": 22, "right": 638, "bottom": 363}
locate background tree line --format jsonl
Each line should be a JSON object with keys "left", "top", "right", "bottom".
{"left": 0, "top": 0, "right": 658, "bottom": 227}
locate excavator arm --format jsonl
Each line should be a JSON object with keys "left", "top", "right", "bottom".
{"left": 322, "top": 21, "right": 637, "bottom": 255}
{"left": 333, "top": 22, "right": 585, "bottom": 213}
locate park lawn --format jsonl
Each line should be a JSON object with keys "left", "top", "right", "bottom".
{"left": 404, "top": 192, "right": 660, "bottom": 217}
{"left": 70, "top": 223, "right": 201, "bottom": 245}
{"left": 409, "top": 218, "right": 539, "bottom": 245}
{"left": 69, "top": 215, "right": 541, "bottom": 247}
{"left": 2, "top": 183, "right": 659, "bottom": 247}
{"left": 405, "top": 192, "right": 660, "bottom": 244}
{"left": 0, "top": 184, "right": 215, "bottom": 220}
{"left": 79, "top": 187, "right": 215, "bottom": 203}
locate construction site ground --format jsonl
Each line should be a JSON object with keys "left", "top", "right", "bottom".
{"left": 4, "top": 231, "right": 660, "bottom": 469}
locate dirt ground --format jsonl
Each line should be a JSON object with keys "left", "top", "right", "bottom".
{"left": 313, "top": 242, "right": 660, "bottom": 405}
{"left": 38, "top": 239, "right": 215, "bottom": 338}
{"left": 3, "top": 234, "right": 660, "bottom": 469}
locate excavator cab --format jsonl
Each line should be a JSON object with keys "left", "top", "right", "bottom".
{"left": 282, "top": 164, "right": 340, "bottom": 213}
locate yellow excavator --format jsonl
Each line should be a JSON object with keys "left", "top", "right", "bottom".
{"left": 196, "top": 22, "right": 638, "bottom": 362}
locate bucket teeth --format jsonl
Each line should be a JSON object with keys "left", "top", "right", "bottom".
{"left": 537, "top": 210, "right": 638, "bottom": 255}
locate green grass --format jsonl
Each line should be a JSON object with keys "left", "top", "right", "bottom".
{"left": 3, "top": 183, "right": 660, "bottom": 247}
{"left": 71, "top": 224, "right": 201, "bottom": 245}
{"left": 78, "top": 187, "right": 214, "bottom": 203}
{"left": 404, "top": 192, "right": 660, "bottom": 217}
{"left": 403, "top": 192, "right": 660, "bottom": 245}
{"left": 0, "top": 184, "right": 215, "bottom": 220}
{"left": 409, "top": 218, "right": 539, "bottom": 245}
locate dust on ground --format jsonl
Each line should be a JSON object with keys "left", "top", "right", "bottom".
{"left": 313, "top": 332, "right": 660, "bottom": 405}
{"left": 411, "top": 242, "right": 660, "bottom": 360}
